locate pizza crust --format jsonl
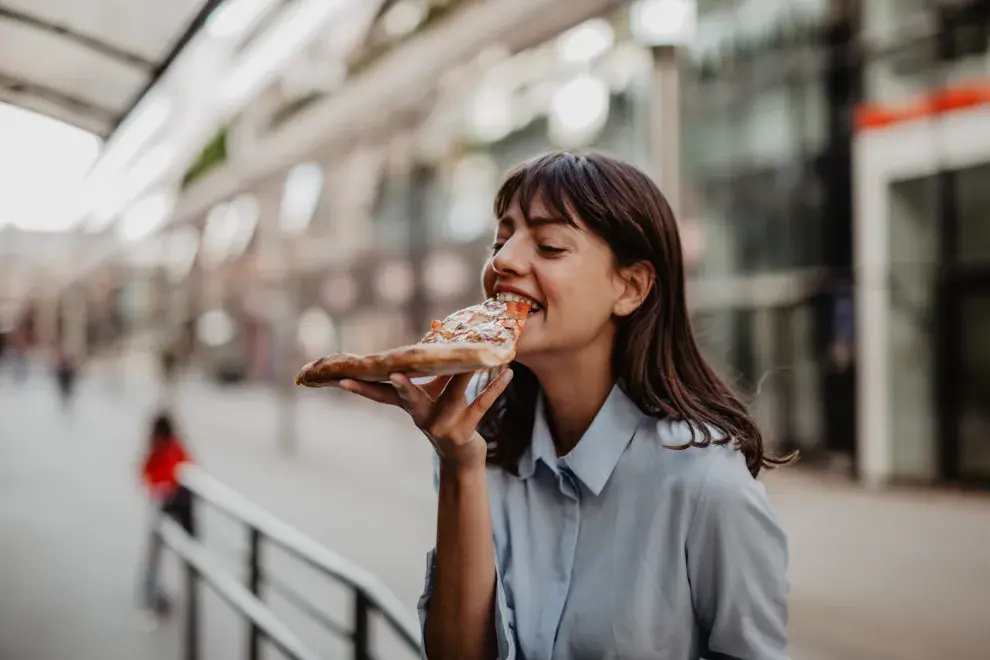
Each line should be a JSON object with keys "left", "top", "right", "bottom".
{"left": 294, "top": 341, "right": 515, "bottom": 387}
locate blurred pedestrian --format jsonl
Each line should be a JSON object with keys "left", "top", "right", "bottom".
{"left": 161, "top": 349, "right": 177, "bottom": 382}
{"left": 160, "top": 347, "right": 179, "bottom": 405}
{"left": 54, "top": 350, "right": 77, "bottom": 408}
{"left": 138, "top": 412, "right": 193, "bottom": 623}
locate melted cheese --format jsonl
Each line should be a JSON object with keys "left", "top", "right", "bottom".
{"left": 420, "top": 298, "right": 530, "bottom": 347}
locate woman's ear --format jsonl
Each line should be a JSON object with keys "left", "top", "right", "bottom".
{"left": 613, "top": 261, "right": 654, "bottom": 317}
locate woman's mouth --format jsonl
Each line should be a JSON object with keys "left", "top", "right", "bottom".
{"left": 496, "top": 292, "right": 543, "bottom": 316}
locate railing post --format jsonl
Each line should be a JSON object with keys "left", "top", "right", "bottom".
{"left": 185, "top": 498, "right": 199, "bottom": 660}
{"left": 247, "top": 527, "right": 262, "bottom": 660}
{"left": 353, "top": 589, "right": 370, "bottom": 660}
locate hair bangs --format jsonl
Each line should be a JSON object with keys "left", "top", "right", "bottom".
{"left": 493, "top": 153, "right": 585, "bottom": 228}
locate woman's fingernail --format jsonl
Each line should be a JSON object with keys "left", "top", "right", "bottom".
{"left": 502, "top": 369, "right": 513, "bottom": 381}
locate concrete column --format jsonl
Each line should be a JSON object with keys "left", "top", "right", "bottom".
{"left": 185, "top": 262, "right": 206, "bottom": 365}
{"left": 274, "top": 278, "right": 300, "bottom": 456}
{"left": 167, "top": 274, "right": 191, "bottom": 350}
{"left": 406, "top": 162, "right": 434, "bottom": 342}
{"left": 256, "top": 189, "right": 299, "bottom": 456}
{"left": 649, "top": 45, "right": 682, "bottom": 220}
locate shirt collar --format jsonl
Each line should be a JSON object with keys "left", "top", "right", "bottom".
{"left": 519, "top": 384, "right": 646, "bottom": 496}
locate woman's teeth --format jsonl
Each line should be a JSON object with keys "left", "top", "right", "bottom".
{"left": 497, "top": 292, "right": 542, "bottom": 311}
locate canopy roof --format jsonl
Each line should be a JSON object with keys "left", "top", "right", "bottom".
{"left": 0, "top": 0, "right": 219, "bottom": 137}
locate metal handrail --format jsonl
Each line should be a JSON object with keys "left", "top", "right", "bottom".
{"left": 159, "top": 518, "right": 321, "bottom": 660}
{"left": 174, "top": 464, "right": 422, "bottom": 658}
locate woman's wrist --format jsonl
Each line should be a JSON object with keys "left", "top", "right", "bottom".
{"left": 438, "top": 455, "right": 487, "bottom": 484}
{"left": 434, "top": 432, "right": 488, "bottom": 475}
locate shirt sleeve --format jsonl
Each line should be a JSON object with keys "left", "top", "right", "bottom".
{"left": 416, "top": 452, "right": 517, "bottom": 660}
{"left": 686, "top": 450, "right": 790, "bottom": 660}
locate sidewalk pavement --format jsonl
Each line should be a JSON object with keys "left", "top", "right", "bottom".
{"left": 0, "top": 366, "right": 987, "bottom": 659}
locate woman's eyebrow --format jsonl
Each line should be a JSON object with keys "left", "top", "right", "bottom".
{"left": 527, "top": 214, "right": 578, "bottom": 228}
{"left": 498, "top": 214, "right": 578, "bottom": 229}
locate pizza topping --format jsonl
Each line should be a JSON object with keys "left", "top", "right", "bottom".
{"left": 420, "top": 297, "right": 531, "bottom": 347}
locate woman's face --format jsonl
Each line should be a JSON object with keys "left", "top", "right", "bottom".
{"left": 482, "top": 193, "right": 646, "bottom": 366}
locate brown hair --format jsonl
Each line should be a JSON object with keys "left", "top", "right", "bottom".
{"left": 477, "top": 152, "right": 796, "bottom": 478}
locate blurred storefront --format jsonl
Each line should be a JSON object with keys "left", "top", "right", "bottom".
{"left": 855, "top": 0, "right": 990, "bottom": 486}
{"left": 53, "top": 0, "right": 990, "bottom": 484}
{"left": 679, "top": 0, "right": 857, "bottom": 461}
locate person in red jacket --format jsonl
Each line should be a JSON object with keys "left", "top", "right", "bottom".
{"left": 139, "top": 412, "right": 193, "bottom": 619}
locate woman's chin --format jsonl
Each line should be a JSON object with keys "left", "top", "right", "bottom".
{"left": 513, "top": 335, "right": 544, "bottom": 365}
{"left": 513, "top": 341, "right": 536, "bottom": 365}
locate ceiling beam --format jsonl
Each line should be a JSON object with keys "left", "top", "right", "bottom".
{"left": 111, "top": 0, "right": 226, "bottom": 133}
{"left": 0, "top": 5, "right": 155, "bottom": 71}
{"left": 0, "top": 69, "right": 117, "bottom": 122}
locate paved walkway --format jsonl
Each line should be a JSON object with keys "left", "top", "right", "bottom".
{"left": 0, "top": 362, "right": 987, "bottom": 659}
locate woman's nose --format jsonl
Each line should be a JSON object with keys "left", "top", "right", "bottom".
{"left": 492, "top": 237, "right": 529, "bottom": 277}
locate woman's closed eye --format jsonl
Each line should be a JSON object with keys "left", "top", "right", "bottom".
{"left": 490, "top": 239, "right": 567, "bottom": 256}
{"left": 537, "top": 244, "right": 567, "bottom": 256}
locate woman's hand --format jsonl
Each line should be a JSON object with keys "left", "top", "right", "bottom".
{"left": 337, "top": 369, "right": 513, "bottom": 471}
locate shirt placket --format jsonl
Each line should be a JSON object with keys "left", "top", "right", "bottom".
{"left": 543, "top": 460, "right": 581, "bottom": 659}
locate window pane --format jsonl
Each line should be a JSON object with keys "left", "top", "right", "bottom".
{"left": 956, "top": 164, "right": 990, "bottom": 266}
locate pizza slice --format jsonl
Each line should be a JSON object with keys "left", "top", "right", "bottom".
{"left": 419, "top": 295, "right": 532, "bottom": 346}
{"left": 294, "top": 293, "right": 534, "bottom": 387}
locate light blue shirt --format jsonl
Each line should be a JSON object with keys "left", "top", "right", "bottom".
{"left": 418, "top": 384, "right": 789, "bottom": 660}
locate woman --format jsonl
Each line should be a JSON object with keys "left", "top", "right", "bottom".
{"left": 337, "top": 152, "right": 792, "bottom": 659}
{"left": 139, "top": 412, "right": 193, "bottom": 618}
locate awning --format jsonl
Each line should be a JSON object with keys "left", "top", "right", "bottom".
{"left": 0, "top": 0, "right": 221, "bottom": 137}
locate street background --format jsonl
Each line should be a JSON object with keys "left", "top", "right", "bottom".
{"left": 2, "top": 0, "right": 990, "bottom": 658}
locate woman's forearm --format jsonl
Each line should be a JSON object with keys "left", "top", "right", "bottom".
{"left": 425, "top": 463, "right": 497, "bottom": 660}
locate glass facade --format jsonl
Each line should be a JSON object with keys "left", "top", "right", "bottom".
{"left": 678, "top": 0, "right": 849, "bottom": 456}
{"left": 682, "top": 0, "right": 832, "bottom": 280}
{"left": 863, "top": 0, "right": 990, "bottom": 105}
{"left": 886, "top": 161, "right": 990, "bottom": 482}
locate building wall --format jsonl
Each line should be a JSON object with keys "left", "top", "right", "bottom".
{"left": 855, "top": 104, "right": 990, "bottom": 484}
{"left": 855, "top": 0, "right": 990, "bottom": 484}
